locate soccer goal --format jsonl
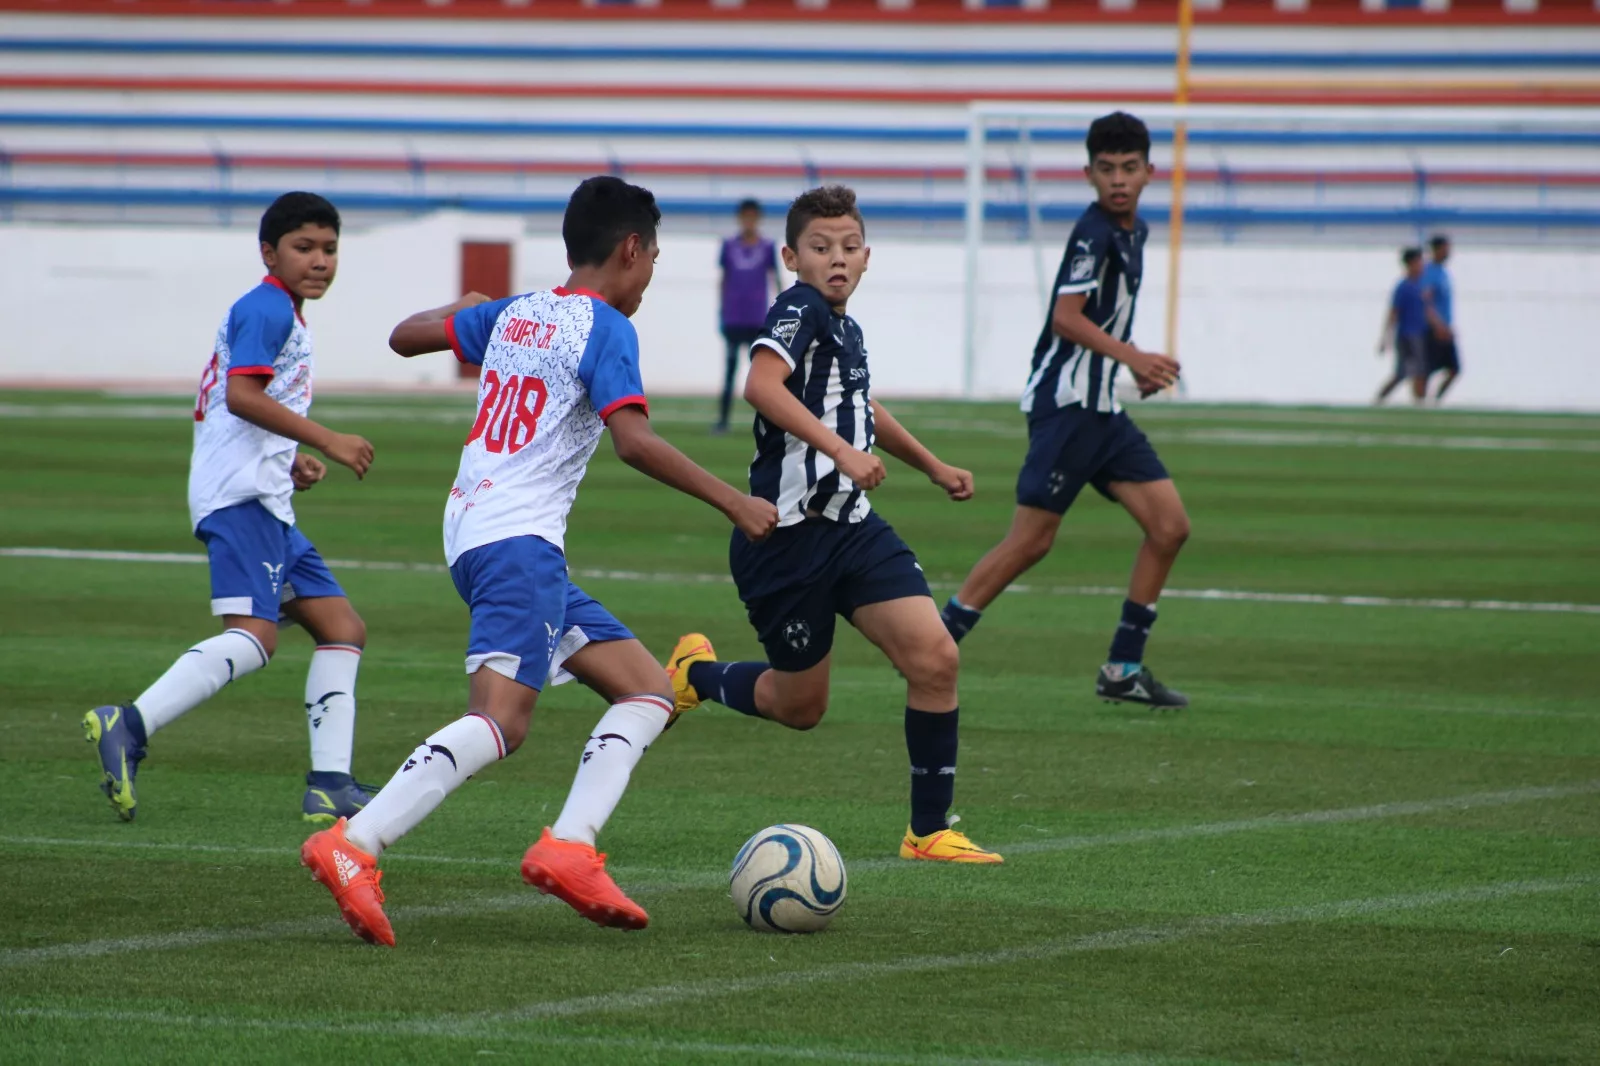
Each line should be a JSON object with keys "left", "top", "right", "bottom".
{"left": 959, "top": 102, "right": 1600, "bottom": 405}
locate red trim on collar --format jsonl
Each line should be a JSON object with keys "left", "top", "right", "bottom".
{"left": 552, "top": 286, "right": 605, "bottom": 302}
{"left": 261, "top": 274, "right": 307, "bottom": 325}
{"left": 597, "top": 395, "right": 648, "bottom": 424}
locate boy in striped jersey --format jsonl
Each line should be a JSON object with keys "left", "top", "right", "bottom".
{"left": 665, "top": 186, "right": 1002, "bottom": 863}
{"left": 941, "top": 112, "right": 1193, "bottom": 709}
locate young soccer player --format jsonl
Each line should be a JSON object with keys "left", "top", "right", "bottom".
{"left": 300, "top": 176, "right": 778, "bottom": 946}
{"left": 1376, "top": 247, "right": 1437, "bottom": 406}
{"left": 1421, "top": 234, "right": 1461, "bottom": 402}
{"left": 85, "top": 192, "right": 379, "bottom": 823}
{"left": 662, "top": 185, "right": 1003, "bottom": 864}
{"left": 938, "top": 112, "right": 1193, "bottom": 709}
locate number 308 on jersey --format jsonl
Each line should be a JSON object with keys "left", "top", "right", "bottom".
{"left": 466, "top": 370, "right": 548, "bottom": 455}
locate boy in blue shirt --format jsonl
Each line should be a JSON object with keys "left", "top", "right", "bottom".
{"left": 1377, "top": 247, "right": 1442, "bottom": 405}
{"left": 1421, "top": 234, "right": 1461, "bottom": 401}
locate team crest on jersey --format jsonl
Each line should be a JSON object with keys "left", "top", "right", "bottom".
{"left": 782, "top": 619, "right": 812, "bottom": 651}
{"left": 1069, "top": 255, "right": 1095, "bottom": 283}
{"left": 771, "top": 317, "right": 802, "bottom": 347}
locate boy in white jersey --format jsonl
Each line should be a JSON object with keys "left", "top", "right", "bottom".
{"left": 301, "top": 177, "right": 778, "bottom": 946}
{"left": 85, "top": 192, "right": 379, "bottom": 824}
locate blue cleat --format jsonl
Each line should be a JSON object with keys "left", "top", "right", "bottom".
{"left": 83, "top": 704, "right": 146, "bottom": 822}
{"left": 302, "top": 772, "right": 376, "bottom": 826}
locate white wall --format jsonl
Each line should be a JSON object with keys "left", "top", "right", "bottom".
{"left": 1, "top": 214, "right": 1595, "bottom": 410}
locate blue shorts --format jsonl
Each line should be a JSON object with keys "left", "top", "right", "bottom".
{"left": 1016, "top": 407, "right": 1169, "bottom": 515}
{"left": 449, "top": 535, "right": 634, "bottom": 692}
{"left": 194, "top": 500, "right": 344, "bottom": 622}
{"left": 729, "top": 511, "right": 930, "bottom": 672}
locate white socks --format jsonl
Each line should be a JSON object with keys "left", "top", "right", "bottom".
{"left": 551, "top": 695, "right": 673, "bottom": 847}
{"left": 134, "top": 628, "right": 270, "bottom": 735}
{"left": 344, "top": 713, "right": 506, "bottom": 857}
{"left": 305, "top": 645, "right": 361, "bottom": 774}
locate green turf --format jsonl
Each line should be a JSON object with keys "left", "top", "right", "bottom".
{"left": 1, "top": 391, "right": 1598, "bottom": 1065}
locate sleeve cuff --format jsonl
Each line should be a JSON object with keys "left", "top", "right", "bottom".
{"left": 226, "top": 366, "right": 276, "bottom": 377}
{"left": 443, "top": 315, "right": 468, "bottom": 364}
{"left": 751, "top": 337, "right": 797, "bottom": 370}
{"left": 1057, "top": 282, "right": 1098, "bottom": 295}
{"left": 598, "top": 395, "right": 649, "bottom": 423}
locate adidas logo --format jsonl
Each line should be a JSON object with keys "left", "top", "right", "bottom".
{"left": 332, "top": 848, "right": 362, "bottom": 887}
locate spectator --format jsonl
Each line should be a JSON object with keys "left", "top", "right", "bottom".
{"left": 715, "top": 199, "right": 780, "bottom": 433}
{"left": 1422, "top": 234, "right": 1461, "bottom": 402}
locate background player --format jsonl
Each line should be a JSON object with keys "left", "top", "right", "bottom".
{"left": 1376, "top": 247, "right": 1437, "bottom": 406}
{"left": 714, "top": 198, "right": 781, "bottom": 434}
{"left": 938, "top": 112, "right": 1192, "bottom": 710}
{"left": 1422, "top": 233, "right": 1461, "bottom": 402}
{"left": 84, "top": 192, "right": 378, "bottom": 824}
{"left": 300, "top": 177, "right": 778, "bottom": 946}
{"left": 663, "top": 185, "right": 1002, "bottom": 864}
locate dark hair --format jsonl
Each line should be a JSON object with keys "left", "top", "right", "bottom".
{"left": 259, "top": 192, "right": 340, "bottom": 248}
{"left": 737, "top": 198, "right": 762, "bottom": 215}
{"left": 1086, "top": 111, "right": 1151, "bottom": 162}
{"left": 785, "top": 185, "right": 865, "bottom": 249}
{"left": 1402, "top": 247, "right": 1423, "bottom": 265}
{"left": 563, "top": 176, "right": 661, "bottom": 268}
{"left": 1429, "top": 233, "right": 1450, "bottom": 248}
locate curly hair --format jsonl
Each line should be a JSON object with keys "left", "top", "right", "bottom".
{"left": 784, "top": 185, "right": 865, "bottom": 249}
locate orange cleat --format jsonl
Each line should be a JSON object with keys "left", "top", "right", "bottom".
{"left": 521, "top": 827, "right": 649, "bottom": 931}
{"left": 300, "top": 817, "right": 396, "bottom": 947}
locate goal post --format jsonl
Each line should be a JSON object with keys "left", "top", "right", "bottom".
{"left": 959, "top": 101, "right": 1600, "bottom": 402}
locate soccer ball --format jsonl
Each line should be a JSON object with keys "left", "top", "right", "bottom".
{"left": 729, "top": 824, "right": 847, "bottom": 933}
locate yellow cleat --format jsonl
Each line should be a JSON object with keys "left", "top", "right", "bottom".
{"left": 664, "top": 633, "right": 717, "bottom": 719}
{"left": 899, "top": 822, "right": 1004, "bottom": 864}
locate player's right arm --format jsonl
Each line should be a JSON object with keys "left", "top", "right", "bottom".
{"left": 389, "top": 292, "right": 493, "bottom": 356}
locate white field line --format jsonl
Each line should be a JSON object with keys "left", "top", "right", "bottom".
{"left": 3, "top": 777, "right": 1594, "bottom": 968}
{"left": 5, "top": 545, "right": 1598, "bottom": 616}
{"left": 4, "top": 402, "right": 1598, "bottom": 453}
{"left": 0, "top": 1010, "right": 1217, "bottom": 1066}
{"left": 3, "top": 877, "right": 1590, "bottom": 1046}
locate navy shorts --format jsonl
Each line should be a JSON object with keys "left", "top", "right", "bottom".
{"left": 1425, "top": 334, "right": 1460, "bottom": 375}
{"left": 449, "top": 535, "right": 634, "bottom": 691}
{"left": 195, "top": 500, "right": 344, "bottom": 622}
{"left": 1016, "top": 407, "right": 1169, "bottom": 515}
{"left": 729, "top": 511, "right": 930, "bottom": 672}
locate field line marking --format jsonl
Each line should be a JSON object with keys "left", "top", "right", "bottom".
{"left": 3, "top": 777, "right": 1594, "bottom": 967}
{"left": 3, "top": 877, "right": 1588, "bottom": 1046}
{"left": 6, "top": 545, "right": 1598, "bottom": 616}
{"left": 490, "top": 876, "right": 1594, "bottom": 1022}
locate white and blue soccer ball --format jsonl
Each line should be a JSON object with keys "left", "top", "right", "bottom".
{"left": 729, "top": 823, "right": 847, "bottom": 933}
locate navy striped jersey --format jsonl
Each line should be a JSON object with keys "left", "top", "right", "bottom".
{"left": 1021, "top": 202, "right": 1147, "bottom": 417}
{"left": 748, "top": 281, "right": 875, "bottom": 526}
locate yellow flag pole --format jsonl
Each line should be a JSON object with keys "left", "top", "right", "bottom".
{"left": 1164, "top": 0, "right": 1194, "bottom": 368}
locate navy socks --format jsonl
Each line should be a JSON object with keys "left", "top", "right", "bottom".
{"left": 940, "top": 598, "right": 983, "bottom": 644}
{"left": 905, "top": 707, "right": 958, "bottom": 837}
{"left": 686, "top": 660, "right": 767, "bottom": 717}
{"left": 1108, "top": 599, "right": 1158, "bottom": 665}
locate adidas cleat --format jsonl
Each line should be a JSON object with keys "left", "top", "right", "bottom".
{"left": 1096, "top": 664, "right": 1189, "bottom": 709}
{"left": 83, "top": 704, "right": 145, "bottom": 822}
{"left": 301, "top": 817, "right": 394, "bottom": 947}
{"left": 663, "top": 632, "right": 717, "bottom": 726}
{"left": 899, "top": 821, "right": 1004, "bottom": 864}
{"left": 301, "top": 772, "right": 376, "bottom": 826}
{"left": 522, "top": 827, "right": 649, "bottom": 931}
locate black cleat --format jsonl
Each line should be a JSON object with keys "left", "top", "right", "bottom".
{"left": 1096, "top": 665, "right": 1189, "bottom": 709}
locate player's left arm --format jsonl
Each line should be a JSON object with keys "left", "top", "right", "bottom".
{"left": 870, "top": 399, "right": 973, "bottom": 502}
{"left": 389, "top": 292, "right": 492, "bottom": 356}
{"left": 607, "top": 409, "right": 778, "bottom": 542}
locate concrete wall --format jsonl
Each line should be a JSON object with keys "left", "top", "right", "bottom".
{"left": 1, "top": 213, "right": 1594, "bottom": 409}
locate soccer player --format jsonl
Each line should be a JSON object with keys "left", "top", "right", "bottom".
{"left": 300, "top": 177, "right": 778, "bottom": 945}
{"left": 938, "top": 111, "right": 1192, "bottom": 709}
{"left": 714, "top": 198, "right": 780, "bottom": 434}
{"left": 84, "top": 192, "right": 378, "bottom": 824}
{"left": 1376, "top": 247, "right": 1436, "bottom": 406}
{"left": 662, "top": 185, "right": 1003, "bottom": 865}
{"left": 1421, "top": 234, "right": 1461, "bottom": 402}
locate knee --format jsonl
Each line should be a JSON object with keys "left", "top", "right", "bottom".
{"left": 496, "top": 713, "right": 531, "bottom": 754}
{"left": 1008, "top": 526, "right": 1056, "bottom": 567}
{"left": 328, "top": 609, "right": 367, "bottom": 650}
{"left": 1148, "top": 513, "right": 1191, "bottom": 556}
{"left": 773, "top": 691, "right": 828, "bottom": 731}
{"left": 228, "top": 622, "right": 277, "bottom": 661}
{"left": 903, "top": 636, "right": 960, "bottom": 696}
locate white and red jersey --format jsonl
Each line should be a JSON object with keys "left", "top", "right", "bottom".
{"left": 441, "top": 287, "right": 647, "bottom": 565}
{"left": 188, "top": 276, "right": 313, "bottom": 530}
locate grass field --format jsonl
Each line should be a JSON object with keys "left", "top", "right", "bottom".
{"left": 1, "top": 390, "right": 1598, "bottom": 1065}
